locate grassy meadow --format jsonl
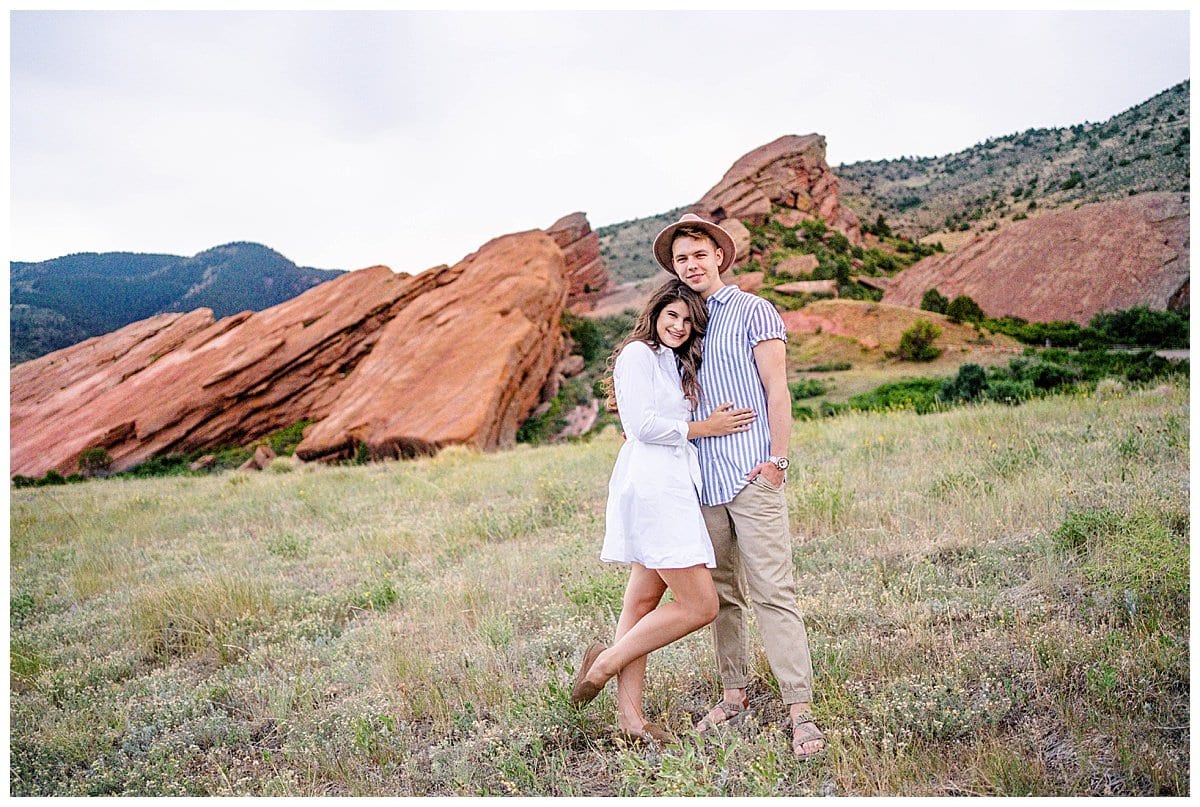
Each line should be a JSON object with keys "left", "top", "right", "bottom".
{"left": 9, "top": 378, "right": 1189, "bottom": 795}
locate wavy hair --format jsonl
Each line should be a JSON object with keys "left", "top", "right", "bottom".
{"left": 602, "top": 278, "right": 708, "bottom": 414}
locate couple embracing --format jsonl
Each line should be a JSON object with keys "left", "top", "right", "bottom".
{"left": 571, "top": 214, "right": 825, "bottom": 760}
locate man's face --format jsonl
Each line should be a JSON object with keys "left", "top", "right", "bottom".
{"left": 671, "top": 234, "right": 724, "bottom": 298}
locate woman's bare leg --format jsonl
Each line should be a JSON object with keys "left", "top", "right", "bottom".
{"left": 585, "top": 565, "right": 718, "bottom": 689}
{"left": 612, "top": 564, "right": 667, "bottom": 733}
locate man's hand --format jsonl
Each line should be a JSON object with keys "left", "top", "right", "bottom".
{"left": 747, "top": 460, "right": 785, "bottom": 487}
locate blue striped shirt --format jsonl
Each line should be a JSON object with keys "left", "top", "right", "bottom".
{"left": 692, "top": 284, "right": 788, "bottom": 506}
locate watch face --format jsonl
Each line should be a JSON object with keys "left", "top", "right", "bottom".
{"left": 775, "top": 457, "right": 790, "bottom": 470}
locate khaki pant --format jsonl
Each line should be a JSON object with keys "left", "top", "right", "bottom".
{"left": 701, "top": 476, "right": 813, "bottom": 704}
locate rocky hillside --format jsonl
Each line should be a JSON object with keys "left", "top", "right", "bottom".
{"left": 881, "top": 192, "right": 1189, "bottom": 325}
{"left": 10, "top": 242, "right": 345, "bottom": 364}
{"left": 837, "top": 81, "right": 1189, "bottom": 244}
{"left": 10, "top": 216, "right": 603, "bottom": 479}
{"left": 593, "top": 134, "right": 864, "bottom": 296}
{"left": 597, "top": 207, "right": 688, "bottom": 283}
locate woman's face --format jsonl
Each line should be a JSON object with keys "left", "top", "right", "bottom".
{"left": 655, "top": 299, "right": 693, "bottom": 350}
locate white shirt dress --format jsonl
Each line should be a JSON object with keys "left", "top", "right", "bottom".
{"left": 600, "top": 340, "right": 716, "bottom": 570}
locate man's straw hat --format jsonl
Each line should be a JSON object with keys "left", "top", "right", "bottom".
{"left": 652, "top": 213, "right": 737, "bottom": 274}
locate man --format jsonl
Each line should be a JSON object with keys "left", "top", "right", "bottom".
{"left": 651, "top": 213, "right": 825, "bottom": 760}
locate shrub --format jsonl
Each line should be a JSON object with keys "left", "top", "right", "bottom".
{"left": 564, "top": 313, "right": 606, "bottom": 364}
{"left": 940, "top": 363, "right": 988, "bottom": 402}
{"left": 802, "top": 361, "right": 852, "bottom": 372}
{"left": 1024, "top": 361, "right": 1080, "bottom": 391}
{"left": 920, "top": 288, "right": 949, "bottom": 314}
{"left": 789, "top": 379, "right": 828, "bottom": 400}
{"left": 264, "top": 420, "right": 314, "bottom": 457}
{"left": 800, "top": 218, "right": 827, "bottom": 241}
{"left": 873, "top": 214, "right": 892, "bottom": 238}
{"left": 1089, "top": 306, "right": 1188, "bottom": 349}
{"left": 78, "top": 447, "right": 113, "bottom": 476}
{"left": 827, "top": 232, "right": 851, "bottom": 254}
{"left": 848, "top": 378, "right": 944, "bottom": 414}
{"left": 116, "top": 454, "right": 193, "bottom": 479}
{"left": 946, "top": 295, "right": 986, "bottom": 324}
{"left": 894, "top": 320, "right": 943, "bottom": 362}
{"left": 985, "top": 378, "right": 1034, "bottom": 405}
{"left": 833, "top": 256, "right": 852, "bottom": 286}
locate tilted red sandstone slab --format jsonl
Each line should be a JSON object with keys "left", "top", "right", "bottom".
{"left": 547, "top": 211, "right": 610, "bottom": 311}
{"left": 295, "top": 230, "right": 568, "bottom": 460}
{"left": 11, "top": 226, "right": 571, "bottom": 477}
{"left": 693, "top": 134, "right": 862, "bottom": 255}
{"left": 10, "top": 265, "right": 433, "bottom": 477}
{"left": 882, "top": 193, "right": 1190, "bottom": 324}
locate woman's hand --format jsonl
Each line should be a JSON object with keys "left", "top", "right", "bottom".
{"left": 691, "top": 402, "right": 756, "bottom": 439}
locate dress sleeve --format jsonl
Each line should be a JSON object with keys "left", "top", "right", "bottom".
{"left": 614, "top": 342, "right": 690, "bottom": 447}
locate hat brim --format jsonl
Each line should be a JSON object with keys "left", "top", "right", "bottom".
{"left": 653, "top": 217, "right": 737, "bottom": 275}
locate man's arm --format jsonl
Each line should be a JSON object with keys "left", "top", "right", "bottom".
{"left": 747, "top": 337, "right": 791, "bottom": 485}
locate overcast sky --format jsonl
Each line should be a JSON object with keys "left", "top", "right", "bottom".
{"left": 9, "top": 9, "right": 1190, "bottom": 274}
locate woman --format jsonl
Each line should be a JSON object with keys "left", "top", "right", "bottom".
{"left": 570, "top": 278, "right": 756, "bottom": 745}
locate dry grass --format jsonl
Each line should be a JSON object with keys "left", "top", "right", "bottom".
{"left": 9, "top": 379, "right": 1189, "bottom": 795}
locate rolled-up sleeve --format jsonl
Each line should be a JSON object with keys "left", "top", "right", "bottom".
{"left": 614, "top": 342, "right": 690, "bottom": 447}
{"left": 747, "top": 297, "right": 788, "bottom": 347}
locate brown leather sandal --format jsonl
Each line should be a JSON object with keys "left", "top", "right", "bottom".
{"left": 790, "top": 714, "right": 826, "bottom": 761}
{"left": 570, "top": 642, "right": 607, "bottom": 707}
{"left": 695, "top": 697, "right": 753, "bottom": 734}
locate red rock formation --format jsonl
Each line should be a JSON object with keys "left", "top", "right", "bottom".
{"left": 732, "top": 272, "right": 765, "bottom": 293}
{"left": 882, "top": 193, "right": 1190, "bottom": 324}
{"left": 547, "top": 212, "right": 610, "bottom": 310}
{"left": 296, "top": 231, "right": 567, "bottom": 460}
{"left": 11, "top": 229, "right": 570, "bottom": 477}
{"left": 775, "top": 280, "right": 839, "bottom": 297}
{"left": 693, "top": 134, "right": 862, "bottom": 258}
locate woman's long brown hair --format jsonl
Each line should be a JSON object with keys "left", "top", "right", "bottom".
{"left": 602, "top": 278, "right": 708, "bottom": 414}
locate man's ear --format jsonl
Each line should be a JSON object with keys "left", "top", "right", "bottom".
{"left": 713, "top": 247, "right": 724, "bottom": 267}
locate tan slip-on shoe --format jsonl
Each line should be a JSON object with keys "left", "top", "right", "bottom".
{"left": 570, "top": 641, "right": 607, "bottom": 707}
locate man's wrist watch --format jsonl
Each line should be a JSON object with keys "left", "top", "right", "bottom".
{"left": 769, "top": 455, "right": 790, "bottom": 471}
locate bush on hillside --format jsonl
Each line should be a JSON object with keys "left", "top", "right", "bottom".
{"left": 800, "top": 218, "right": 827, "bottom": 241}
{"left": 920, "top": 288, "right": 949, "bottom": 314}
{"left": 1089, "top": 306, "right": 1188, "bottom": 349}
{"left": 946, "top": 295, "right": 986, "bottom": 324}
{"left": 563, "top": 312, "right": 606, "bottom": 363}
{"left": 893, "top": 320, "right": 943, "bottom": 362}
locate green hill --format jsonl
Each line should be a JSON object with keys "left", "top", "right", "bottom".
{"left": 836, "top": 81, "right": 1190, "bottom": 241}
{"left": 10, "top": 242, "right": 345, "bottom": 364}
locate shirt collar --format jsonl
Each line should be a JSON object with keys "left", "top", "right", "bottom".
{"left": 706, "top": 283, "right": 738, "bottom": 308}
